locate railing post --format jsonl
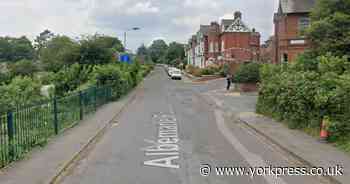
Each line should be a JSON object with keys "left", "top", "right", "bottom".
{"left": 7, "top": 111, "right": 14, "bottom": 159}
{"left": 94, "top": 86, "right": 97, "bottom": 110}
{"left": 79, "top": 91, "right": 83, "bottom": 120}
{"left": 53, "top": 97, "right": 59, "bottom": 135}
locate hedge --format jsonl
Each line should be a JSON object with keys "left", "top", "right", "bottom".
{"left": 257, "top": 54, "right": 350, "bottom": 142}
{"left": 233, "top": 63, "right": 260, "bottom": 83}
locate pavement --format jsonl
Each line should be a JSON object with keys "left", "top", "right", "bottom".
{"left": 0, "top": 67, "right": 348, "bottom": 184}
{"left": 0, "top": 73, "right": 144, "bottom": 184}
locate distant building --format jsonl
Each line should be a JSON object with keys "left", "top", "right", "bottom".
{"left": 194, "top": 25, "right": 210, "bottom": 68}
{"left": 260, "top": 36, "right": 276, "bottom": 63}
{"left": 219, "top": 11, "right": 260, "bottom": 72}
{"left": 274, "top": 0, "right": 316, "bottom": 63}
{"left": 186, "top": 11, "right": 261, "bottom": 72}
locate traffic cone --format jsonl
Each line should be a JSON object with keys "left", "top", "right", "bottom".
{"left": 320, "top": 118, "right": 329, "bottom": 142}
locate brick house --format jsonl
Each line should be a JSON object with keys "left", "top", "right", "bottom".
{"left": 207, "top": 22, "right": 221, "bottom": 66}
{"left": 186, "top": 11, "right": 260, "bottom": 72}
{"left": 220, "top": 12, "right": 260, "bottom": 62}
{"left": 219, "top": 11, "right": 261, "bottom": 73}
{"left": 274, "top": 0, "right": 316, "bottom": 63}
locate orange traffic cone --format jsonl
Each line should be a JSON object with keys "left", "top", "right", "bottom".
{"left": 320, "top": 118, "right": 329, "bottom": 142}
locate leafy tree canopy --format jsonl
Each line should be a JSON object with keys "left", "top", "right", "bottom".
{"left": 0, "top": 36, "right": 35, "bottom": 62}
{"left": 8, "top": 59, "right": 38, "bottom": 77}
{"left": 165, "top": 42, "right": 185, "bottom": 65}
{"left": 148, "top": 39, "right": 168, "bottom": 63}
{"left": 307, "top": 0, "right": 350, "bottom": 56}
{"left": 40, "top": 35, "right": 80, "bottom": 72}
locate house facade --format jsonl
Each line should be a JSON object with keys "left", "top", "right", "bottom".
{"left": 186, "top": 11, "right": 260, "bottom": 71}
{"left": 274, "top": 0, "right": 316, "bottom": 63}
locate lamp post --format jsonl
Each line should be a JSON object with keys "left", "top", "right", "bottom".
{"left": 124, "top": 27, "right": 140, "bottom": 51}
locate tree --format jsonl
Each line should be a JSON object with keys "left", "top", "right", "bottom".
{"left": 148, "top": 39, "right": 168, "bottom": 63}
{"left": 165, "top": 42, "right": 185, "bottom": 66}
{"left": 307, "top": 0, "right": 350, "bottom": 56}
{"left": 8, "top": 59, "right": 38, "bottom": 77}
{"left": 94, "top": 35, "right": 124, "bottom": 53}
{"left": 40, "top": 35, "right": 80, "bottom": 72}
{"left": 78, "top": 35, "right": 116, "bottom": 66}
{"left": 34, "top": 30, "right": 55, "bottom": 59}
{"left": 0, "top": 36, "right": 35, "bottom": 62}
{"left": 137, "top": 44, "right": 148, "bottom": 56}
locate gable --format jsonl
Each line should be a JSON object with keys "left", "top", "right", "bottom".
{"left": 224, "top": 18, "right": 251, "bottom": 33}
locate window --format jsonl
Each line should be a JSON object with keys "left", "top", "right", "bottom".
{"left": 209, "top": 42, "right": 214, "bottom": 53}
{"left": 221, "top": 40, "right": 225, "bottom": 51}
{"left": 282, "top": 53, "right": 288, "bottom": 63}
{"left": 298, "top": 17, "right": 310, "bottom": 36}
{"left": 215, "top": 42, "right": 219, "bottom": 52}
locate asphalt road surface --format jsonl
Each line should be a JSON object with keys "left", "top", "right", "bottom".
{"left": 59, "top": 67, "right": 326, "bottom": 184}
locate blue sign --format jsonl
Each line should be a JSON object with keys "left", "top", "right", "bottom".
{"left": 120, "top": 54, "right": 132, "bottom": 64}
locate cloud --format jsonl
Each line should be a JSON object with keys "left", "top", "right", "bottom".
{"left": 0, "top": 0, "right": 278, "bottom": 52}
{"left": 125, "top": 2, "right": 159, "bottom": 15}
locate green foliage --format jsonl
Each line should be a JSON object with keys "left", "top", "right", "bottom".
{"left": 94, "top": 35, "right": 124, "bottom": 53}
{"left": 307, "top": 0, "right": 350, "bottom": 56}
{"left": 53, "top": 64, "right": 91, "bottom": 96}
{"left": 78, "top": 35, "right": 114, "bottom": 65}
{"left": 0, "top": 36, "right": 35, "bottom": 62}
{"left": 257, "top": 54, "right": 350, "bottom": 140}
{"left": 0, "top": 72, "right": 11, "bottom": 84}
{"left": 233, "top": 63, "right": 260, "bottom": 83}
{"left": 40, "top": 36, "right": 80, "bottom": 72}
{"left": 220, "top": 63, "right": 230, "bottom": 77}
{"left": 165, "top": 42, "right": 185, "bottom": 65}
{"left": 148, "top": 39, "right": 168, "bottom": 63}
{"left": 8, "top": 59, "right": 38, "bottom": 77}
{"left": 186, "top": 64, "right": 202, "bottom": 77}
{"left": 0, "top": 76, "right": 44, "bottom": 112}
{"left": 35, "top": 71, "right": 56, "bottom": 85}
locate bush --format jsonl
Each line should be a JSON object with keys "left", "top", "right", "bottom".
{"left": 53, "top": 64, "right": 90, "bottom": 96}
{"left": 186, "top": 65, "right": 202, "bottom": 77}
{"left": 233, "top": 62, "right": 260, "bottom": 83}
{"left": 8, "top": 59, "right": 38, "bottom": 77}
{"left": 200, "top": 65, "right": 221, "bottom": 76}
{"left": 257, "top": 54, "right": 350, "bottom": 141}
{"left": 0, "top": 76, "right": 44, "bottom": 112}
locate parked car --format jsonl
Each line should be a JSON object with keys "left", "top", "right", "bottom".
{"left": 170, "top": 69, "right": 182, "bottom": 80}
{"left": 168, "top": 67, "right": 177, "bottom": 76}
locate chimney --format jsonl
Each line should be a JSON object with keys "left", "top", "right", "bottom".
{"left": 234, "top": 11, "right": 242, "bottom": 20}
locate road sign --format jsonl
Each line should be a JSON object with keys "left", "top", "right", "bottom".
{"left": 120, "top": 54, "right": 132, "bottom": 64}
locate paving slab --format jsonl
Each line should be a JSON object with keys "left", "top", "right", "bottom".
{"left": 238, "top": 112, "right": 350, "bottom": 184}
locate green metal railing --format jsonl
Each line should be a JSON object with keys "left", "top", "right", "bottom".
{"left": 0, "top": 85, "right": 116, "bottom": 168}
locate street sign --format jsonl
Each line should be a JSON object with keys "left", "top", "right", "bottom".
{"left": 120, "top": 54, "right": 132, "bottom": 64}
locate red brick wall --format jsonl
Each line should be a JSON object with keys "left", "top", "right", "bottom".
{"left": 221, "top": 32, "right": 260, "bottom": 62}
{"left": 275, "top": 13, "right": 311, "bottom": 63}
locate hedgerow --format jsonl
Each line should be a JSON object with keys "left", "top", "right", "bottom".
{"left": 257, "top": 54, "right": 350, "bottom": 141}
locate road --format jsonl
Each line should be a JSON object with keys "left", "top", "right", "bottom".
{"left": 59, "top": 66, "right": 325, "bottom": 184}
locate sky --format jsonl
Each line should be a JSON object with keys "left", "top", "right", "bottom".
{"left": 0, "top": 0, "right": 279, "bottom": 52}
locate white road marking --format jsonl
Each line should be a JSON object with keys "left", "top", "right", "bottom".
{"left": 143, "top": 113, "right": 180, "bottom": 169}
{"left": 213, "top": 105, "right": 288, "bottom": 184}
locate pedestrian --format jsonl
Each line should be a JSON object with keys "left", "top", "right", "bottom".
{"left": 226, "top": 73, "right": 232, "bottom": 91}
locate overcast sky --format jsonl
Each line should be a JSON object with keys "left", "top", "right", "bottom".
{"left": 0, "top": 0, "right": 279, "bottom": 51}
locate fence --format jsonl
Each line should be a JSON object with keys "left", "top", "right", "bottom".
{"left": 0, "top": 85, "right": 116, "bottom": 168}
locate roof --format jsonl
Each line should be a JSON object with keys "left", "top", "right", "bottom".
{"left": 279, "top": 0, "right": 316, "bottom": 14}
{"left": 224, "top": 17, "right": 251, "bottom": 33}
{"left": 221, "top": 19, "right": 234, "bottom": 28}
{"left": 198, "top": 25, "right": 210, "bottom": 35}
